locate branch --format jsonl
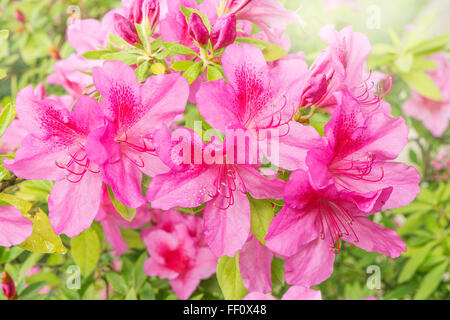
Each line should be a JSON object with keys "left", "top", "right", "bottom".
{"left": 0, "top": 174, "right": 24, "bottom": 193}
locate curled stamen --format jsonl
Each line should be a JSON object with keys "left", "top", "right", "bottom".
{"left": 207, "top": 164, "right": 247, "bottom": 210}
{"left": 318, "top": 199, "right": 359, "bottom": 254}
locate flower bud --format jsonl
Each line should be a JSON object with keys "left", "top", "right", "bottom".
{"left": 113, "top": 13, "right": 140, "bottom": 45}
{"left": 143, "top": 0, "right": 160, "bottom": 30}
{"left": 2, "top": 271, "right": 17, "bottom": 300}
{"left": 14, "top": 7, "right": 26, "bottom": 24}
{"left": 188, "top": 13, "right": 210, "bottom": 46}
{"left": 128, "top": 0, "right": 144, "bottom": 24}
{"left": 300, "top": 74, "right": 328, "bottom": 107}
{"left": 210, "top": 13, "right": 236, "bottom": 50}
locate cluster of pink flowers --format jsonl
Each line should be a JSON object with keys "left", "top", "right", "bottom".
{"left": 1, "top": 0, "right": 422, "bottom": 300}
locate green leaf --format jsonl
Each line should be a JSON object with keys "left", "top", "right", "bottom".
{"left": 135, "top": 61, "right": 150, "bottom": 81}
{"left": 407, "top": 35, "right": 450, "bottom": 57}
{"left": 101, "top": 51, "right": 140, "bottom": 65}
{"left": 60, "top": 287, "right": 80, "bottom": 300}
{"left": 249, "top": 197, "right": 274, "bottom": 245}
{"left": 107, "top": 185, "right": 137, "bottom": 222}
{"left": 120, "top": 229, "right": 145, "bottom": 249}
{"left": 0, "top": 103, "right": 16, "bottom": 138}
{"left": 413, "top": 261, "right": 448, "bottom": 300}
{"left": 395, "top": 54, "right": 414, "bottom": 73}
{"left": 271, "top": 257, "right": 285, "bottom": 286}
{"left": 108, "top": 33, "right": 131, "bottom": 50}
{"left": 183, "top": 61, "right": 203, "bottom": 84}
{"left": 398, "top": 242, "right": 436, "bottom": 283}
{"left": 402, "top": 71, "right": 442, "bottom": 101}
{"left": 0, "top": 69, "right": 6, "bottom": 80}
{"left": 0, "top": 193, "right": 32, "bottom": 214}
{"left": 19, "top": 281, "right": 46, "bottom": 299}
{"left": 82, "top": 50, "right": 112, "bottom": 60}
{"left": 411, "top": 58, "right": 438, "bottom": 72}
{"left": 19, "top": 209, "right": 67, "bottom": 254}
{"left": 171, "top": 60, "right": 195, "bottom": 72}
{"left": 71, "top": 228, "right": 101, "bottom": 277}
{"left": 163, "top": 43, "right": 197, "bottom": 57}
{"left": 0, "top": 30, "right": 9, "bottom": 42}
{"left": 217, "top": 253, "right": 248, "bottom": 300}
{"left": 207, "top": 65, "right": 224, "bottom": 81}
{"left": 0, "top": 162, "right": 9, "bottom": 181}
{"left": 139, "top": 283, "right": 155, "bottom": 300}
{"left": 105, "top": 271, "right": 128, "bottom": 295}
{"left": 235, "top": 37, "right": 287, "bottom": 61}
{"left": 125, "top": 288, "right": 138, "bottom": 300}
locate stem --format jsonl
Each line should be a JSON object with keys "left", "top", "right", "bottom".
{"left": 0, "top": 174, "right": 24, "bottom": 193}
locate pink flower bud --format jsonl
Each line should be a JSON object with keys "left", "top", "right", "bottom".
{"left": 210, "top": 14, "right": 236, "bottom": 50}
{"left": 143, "top": 0, "right": 160, "bottom": 30}
{"left": 2, "top": 271, "right": 17, "bottom": 300}
{"left": 188, "top": 13, "right": 209, "bottom": 46}
{"left": 14, "top": 7, "right": 26, "bottom": 24}
{"left": 128, "top": 0, "right": 144, "bottom": 24}
{"left": 300, "top": 74, "right": 328, "bottom": 107}
{"left": 113, "top": 14, "right": 140, "bottom": 45}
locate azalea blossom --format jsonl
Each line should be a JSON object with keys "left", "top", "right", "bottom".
{"left": 212, "top": 0, "right": 304, "bottom": 49}
{"left": 403, "top": 54, "right": 450, "bottom": 137}
{"left": 142, "top": 209, "right": 217, "bottom": 300}
{"left": 1, "top": 84, "right": 74, "bottom": 155}
{"left": 299, "top": 91, "right": 421, "bottom": 210}
{"left": 244, "top": 286, "right": 322, "bottom": 300}
{"left": 0, "top": 205, "right": 33, "bottom": 247}
{"left": 265, "top": 169, "right": 407, "bottom": 287}
{"left": 3, "top": 86, "right": 105, "bottom": 237}
{"left": 197, "top": 43, "right": 323, "bottom": 170}
{"left": 303, "top": 24, "right": 392, "bottom": 114}
{"left": 86, "top": 61, "right": 189, "bottom": 208}
{"left": 147, "top": 126, "right": 285, "bottom": 257}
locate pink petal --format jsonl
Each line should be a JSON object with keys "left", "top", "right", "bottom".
{"left": 237, "top": 166, "right": 285, "bottom": 199}
{"left": 281, "top": 286, "right": 322, "bottom": 300}
{"left": 49, "top": 172, "right": 103, "bottom": 237}
{"left": 266, "top": 206, "right": 319, "bottom": 257}
{"left": 239, "top": 236, "right": 273, "bottom": 293}
{"left": 341, "top": 217, "right": 406, "bottom": 258}
{"left": 0, "top": 206, "right": 33, "bottom": 247}
{"left": 285, "top": 237, "right": 336, "bottom": 287}
{"left": 196, "top": 79, "right": 241, "bottom": 133}
{"left": 203, "top": 192, "right": 251, "bottom": 257}
{"left": 274, "top": 121, "right": 325, "bottom": 171}
{"left": 243, "top": 292, "right": 276, "bottom": 300}
{"left": 147, "top": 168, "right": 216, "bottom": 210}
{"left": 3, "top": 135, "right": 67, "bottom": 181}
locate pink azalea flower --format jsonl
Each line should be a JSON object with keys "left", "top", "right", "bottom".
{"left": 244, "top": 286, "right": 322, "bottom": 300}
{"left": 0, "top": 205, "right": 33, "bottom": 247}
{"left": 196, "top": 43, "right": 323, "bottom": 170}
{"left": 3, "top": 86, "right": 105, "bottom": 237}
{"left": 86, "top": 61, "right": 189, "bottom": 208}
{"left": 304, "top": 25, "right": 392, "bottom": 114}
{"left": 300, "top": 91, "right": 421, "bottom": 211}
{"left": 147, "top": 126, "right": 285, "bottom": 257}
{"left": 403, "top": 54, "right": 450, "bottom": 137}
{"left": 142, "top": 210, "right": 217, "bottom": 300}
{"left": 265, "top": 169, "right": 407, "bottom": 287}
{"left": 212, "top": 0, "right": 304, "bottom": 49}
{"left": 47, "top": 54, "right": 101, "bottom": 98}
{"left": 95, "top": 185, "right": 152, "bottom": 255}
{"left": 1, "top": 84, "right": 74, "bottom": 154}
